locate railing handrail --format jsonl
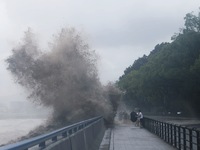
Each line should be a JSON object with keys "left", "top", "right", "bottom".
{"left": 144, "top": 116, "right": 200, "bottom": 150}
{"left": 0, "top": 116, "right": 102, "bottom": 150}
{"left": 144, "top": 116, "right": 200, "bottom": 131}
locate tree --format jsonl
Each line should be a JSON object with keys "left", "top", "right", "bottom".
{"left": 118, "top": 10, "right": 200, "bottom": 116}
{"left": 184, "top": 12, "right": 200, "bottom": 32}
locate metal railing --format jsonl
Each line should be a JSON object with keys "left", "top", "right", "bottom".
{"left": 0, "top": 116, "right": 103, "bottom": 150}
{"left": 144, "top": 117, "right": 200, "bottom": 150}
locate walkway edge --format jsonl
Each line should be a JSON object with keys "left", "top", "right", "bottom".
{"left": 99, "top": 128, "right": 112, "bottom": 150}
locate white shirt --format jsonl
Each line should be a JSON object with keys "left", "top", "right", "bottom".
{"left": 138, "top": 112, "right": 143, "bottom": 119}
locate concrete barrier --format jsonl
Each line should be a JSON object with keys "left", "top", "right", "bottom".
{"left": 91, "top": 119, "right": 106, "bottom": 150}
{"left": 44, "top": 118, "right": 105, "bottom": 150}
{"left": 84, "top": 125, "right": 94, "bottom": 150}
{"left": 44, "top": 137, "right": 71, "bottom": 150}
{"left": 70, "top": 130, "right": 87, "bottom": 150}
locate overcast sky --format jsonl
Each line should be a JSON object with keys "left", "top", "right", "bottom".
{"left": 0, "top": 0, "right": 200, "bottom": 102}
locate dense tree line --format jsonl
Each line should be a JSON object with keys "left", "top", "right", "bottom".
{"left": 118, "top": 11, "right": 200, "bottom": 117}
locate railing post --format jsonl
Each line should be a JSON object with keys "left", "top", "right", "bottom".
{"left": 52, "top": 136, "right": 57, "bottom": 142}
{"left": 183, "top": 127, "right": 186, "bottom": 150}
{"left": 161, "top": 122, "right": 163, "bottom": 139}
{"left": 39, "top": 141, "right": 46, "bottom": 149}
{"left": 167, "top": 123, "right": 170, "bottom": 143}
{"left": 150, "top": 119, "right": 152, "bottom": 132}
{"left": 62, "top": 131, "right": 67, "bottom": 137}
{"left": 164, "top": 122, "right": 167, "bottom": 141}
{"left": 147, "top": 118, "right": 150, "bottom": 130}
{"left": 155, "top": 121, "right": 157, "bottom": 135}
{"left": 145, "top": 118, "right": 148, "bottom": 130}
{"left": 68, "top": 129, "right": 73, "bottom": 135}
{"left": 178, "top": 126, "right": 181, "bottom": 150}
{"left": 174, "top": 125, "right": 177, "bottom": 148}
{"left": 159, "top": 121, "right": 161, "bottom": 137}
{"left": 197, "top": 130, "right": 200, "bottom": 150}
{"left": 157, "top": 121, "right": 159, "bottom": 136}
{"left": 157, "top": 121, "right": 160, "bottom": 136}
{"left": 188, "top": 129, "right": 193, "bottom": 150}
{"left": 151, "top": 120, "right": 153, "bottom": 133}
{"left": 153, "top": 119, "right": 155, "bottom": 132}
{"left": 155, "top": 120, "right": 158, "bottom": 134}
{"left": 73, "top": 127, "right": 77, "bottom": 133}
{"left": 170, "top": 124, "right": 173, "bottom": 145}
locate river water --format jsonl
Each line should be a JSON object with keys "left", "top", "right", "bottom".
{"left": 0, "top": 118, "right": 47, "bottom": 145}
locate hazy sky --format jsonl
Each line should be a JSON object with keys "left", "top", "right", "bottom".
{"left": 0, "top": 0, "right": 200, "bottom": 102}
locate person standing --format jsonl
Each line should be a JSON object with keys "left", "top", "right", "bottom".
{"left": 135, "top": 111, "right": 139, "bottom": 126}
{"left": 138, "top": 109, "right": 143, "bottom": 128}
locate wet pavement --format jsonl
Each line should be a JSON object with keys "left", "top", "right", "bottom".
{"left": 109, "top": 124, "right": 177, "bottom": 150}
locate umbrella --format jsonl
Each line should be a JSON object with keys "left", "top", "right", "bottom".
{"left": 130, "top": 111, "right": 137, "bottom": 122}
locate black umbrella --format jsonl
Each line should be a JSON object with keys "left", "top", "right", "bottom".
{"left": 130, "top": 111, "right": 137, "bottom": 122}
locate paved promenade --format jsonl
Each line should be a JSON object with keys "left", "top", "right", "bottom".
{"left": 109, "top": 124, "right": 176, "bottom": 150}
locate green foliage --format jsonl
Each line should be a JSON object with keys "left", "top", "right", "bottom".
{"left": 184, "top": 12, "right": 200, "bottom": 32}
{"left": 118, "top": 10, "right": 200, "bottom": 116}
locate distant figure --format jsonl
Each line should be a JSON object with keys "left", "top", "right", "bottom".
{"left": 135, "top": 111, "right": 139, "bottom": 126}
{"left": 137, "top": 109, "right": 143, "bottom": 128}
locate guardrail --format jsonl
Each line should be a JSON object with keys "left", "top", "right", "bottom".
{"left": 0, "top": 116, "right": 103, "bottom": 150}
{"left": 144, "top": 117, "right": 200, "bottom": 150}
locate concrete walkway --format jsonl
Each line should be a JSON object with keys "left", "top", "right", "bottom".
{"left": 109, "top": 124, "right": 177, "bottom": 150}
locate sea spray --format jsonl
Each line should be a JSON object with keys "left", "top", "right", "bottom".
{"left": 6, "top": 28, "right": 121, "bottom": 129}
